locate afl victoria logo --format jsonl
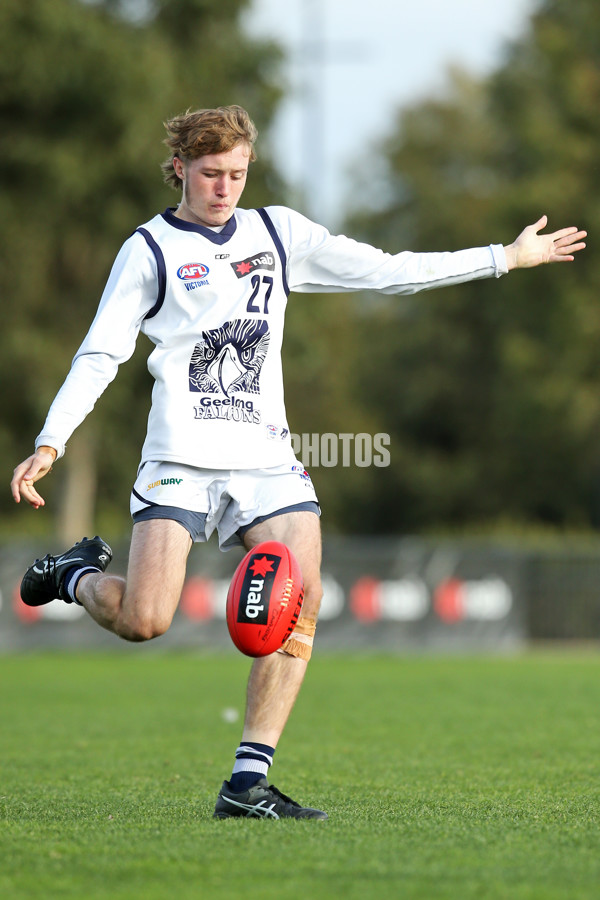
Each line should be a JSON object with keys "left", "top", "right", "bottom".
{"left": 177, "top": 263, "right": 210, "bottom": 280}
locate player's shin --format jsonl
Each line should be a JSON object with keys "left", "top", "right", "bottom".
{"left": 276, "top": 615, "right": 317, "bottom": 661}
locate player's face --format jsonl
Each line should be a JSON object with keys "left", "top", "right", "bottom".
{"left": 173, "top": 144, "right": 251, "bottom": 228}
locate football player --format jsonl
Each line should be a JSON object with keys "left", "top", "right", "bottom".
{"left": 11, "top": 105, "right": 586, "bottom": 819}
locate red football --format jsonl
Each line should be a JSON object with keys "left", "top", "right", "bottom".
{"left": 226, "top": 541, "right": 304, "bottom": 657}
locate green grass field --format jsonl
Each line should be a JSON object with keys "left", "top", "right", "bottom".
{"left": 1, "top": 651, "right": 599, "bottom": 899}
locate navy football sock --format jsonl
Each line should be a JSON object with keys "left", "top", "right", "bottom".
{"left": 63, "top": 565, "right": 100, "bottom": 605}
{"left": 229, "top": 742, "right": 275, "bottom": 793}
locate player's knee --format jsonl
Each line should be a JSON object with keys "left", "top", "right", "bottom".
{"left": 301, "top": 579, "right": 323, "bottom": 620}
{"left": 117, "top": 609, "right": 173, "bottom": 642}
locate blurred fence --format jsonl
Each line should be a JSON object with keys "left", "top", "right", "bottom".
{"left": 1, "top": 536, "right": 600, "bottom": 652}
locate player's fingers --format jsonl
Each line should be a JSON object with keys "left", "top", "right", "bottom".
{"left": 11, "top": 462, "right": 32, "bottom": 503}
{"left": 11, "top": 456, "right": 51, "bottom": 504}
{"left": 562, "top": 240, "right": 586, "bottom": 253}
{"left": 550, "top": 226, "right": 586, "bottom": 244}
{"left": 552, "top": 237, "right": 586, "bottom": 256}
{"left": 550, "top": 245, "right": 586, "bottom": 262}
{"left": 558, "top": 232, "right": 587, "bottom": 249}
{"left": 13, "top": 478, "right": 45, "bottom": 508}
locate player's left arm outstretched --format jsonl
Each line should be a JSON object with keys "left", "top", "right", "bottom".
{"left": 504, "top": 215, "right": 587, "bottom": 270}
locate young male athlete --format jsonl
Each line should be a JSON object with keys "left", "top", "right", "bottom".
{"left": 11, "top": 105, "right": 586, "bottom": 820}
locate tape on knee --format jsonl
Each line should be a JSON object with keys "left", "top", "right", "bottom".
{"left": 277, "top": 615, "right": 317, "bottom": 661}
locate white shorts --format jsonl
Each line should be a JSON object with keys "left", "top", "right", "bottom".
{"left": 130, "top": 460, "right": 320, "bottom": 549}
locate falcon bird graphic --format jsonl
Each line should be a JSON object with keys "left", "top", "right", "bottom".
{"left": 189, "top": 319, "right": 270, "bottom": 396}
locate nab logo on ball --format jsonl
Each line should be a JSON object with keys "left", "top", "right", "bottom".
{"left": 226, "top": 540, "right": 304, "bottom": 657}
{"left": 236, "top": 553, "right": 281, "bottom": 625}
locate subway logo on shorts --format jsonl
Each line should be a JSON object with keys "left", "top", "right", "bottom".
{"left": 147, "top": 478, "right": 183, "bottom": 490}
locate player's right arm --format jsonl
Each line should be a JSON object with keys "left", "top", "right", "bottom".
{"left": 11, "top": 232, "right": 158, "bottom": 509}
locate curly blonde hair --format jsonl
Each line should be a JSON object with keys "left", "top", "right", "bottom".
{"left": 161, "top": 105, "right": 258, "bottom": 190}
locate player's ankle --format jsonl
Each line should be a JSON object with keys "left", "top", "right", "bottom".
{"left": 228, "top": 741, "right": 275, "bottom": 792}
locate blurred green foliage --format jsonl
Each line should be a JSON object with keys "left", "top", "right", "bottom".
{"left": 340, "top": 0, "right": 600, "bottom": 535}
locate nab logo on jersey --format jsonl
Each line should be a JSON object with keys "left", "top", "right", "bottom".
{"left": 177, "top": 263, "right": 210, "bottom": 280}
{"left": 231, "top": 251, "right": 275, "bottom": 279}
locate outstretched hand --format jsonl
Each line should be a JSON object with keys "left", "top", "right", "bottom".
{"left": 11, "top": 446, "right": 57, "bottom": 509}
{"left": 505, "top": 215, "right": 587, "bottom": 270}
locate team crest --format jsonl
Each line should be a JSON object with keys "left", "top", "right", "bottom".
{"left": 189, "top": 319, "right": 269, "bottom": 396}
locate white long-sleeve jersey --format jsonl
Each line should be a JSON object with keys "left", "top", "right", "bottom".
{"left": 36, "top": 205, "right": 508, "bottom": 469}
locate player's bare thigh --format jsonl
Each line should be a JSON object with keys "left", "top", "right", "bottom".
{"left": 242, "top": 510, "right": 322, "bottom": 619}
{"left": 119, "top": 517, "right": 193, "bottom": 639}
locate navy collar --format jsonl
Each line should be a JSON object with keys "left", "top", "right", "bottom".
{"left": 161, "top": 207, "right": 238, "bottom": 244}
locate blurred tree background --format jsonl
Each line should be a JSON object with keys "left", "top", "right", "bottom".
{"left": 2, "top": 0, "right": 599, "bottom": 541}
{"left": 323, "top": 0, "right": 600, "bottom": 536}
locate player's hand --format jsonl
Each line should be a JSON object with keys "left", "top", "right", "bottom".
{"left": 11, "top": 446, "right": 57, "bottom": 509}
{"left": 504, "top": 215, "right": 587, "bottom": 270}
